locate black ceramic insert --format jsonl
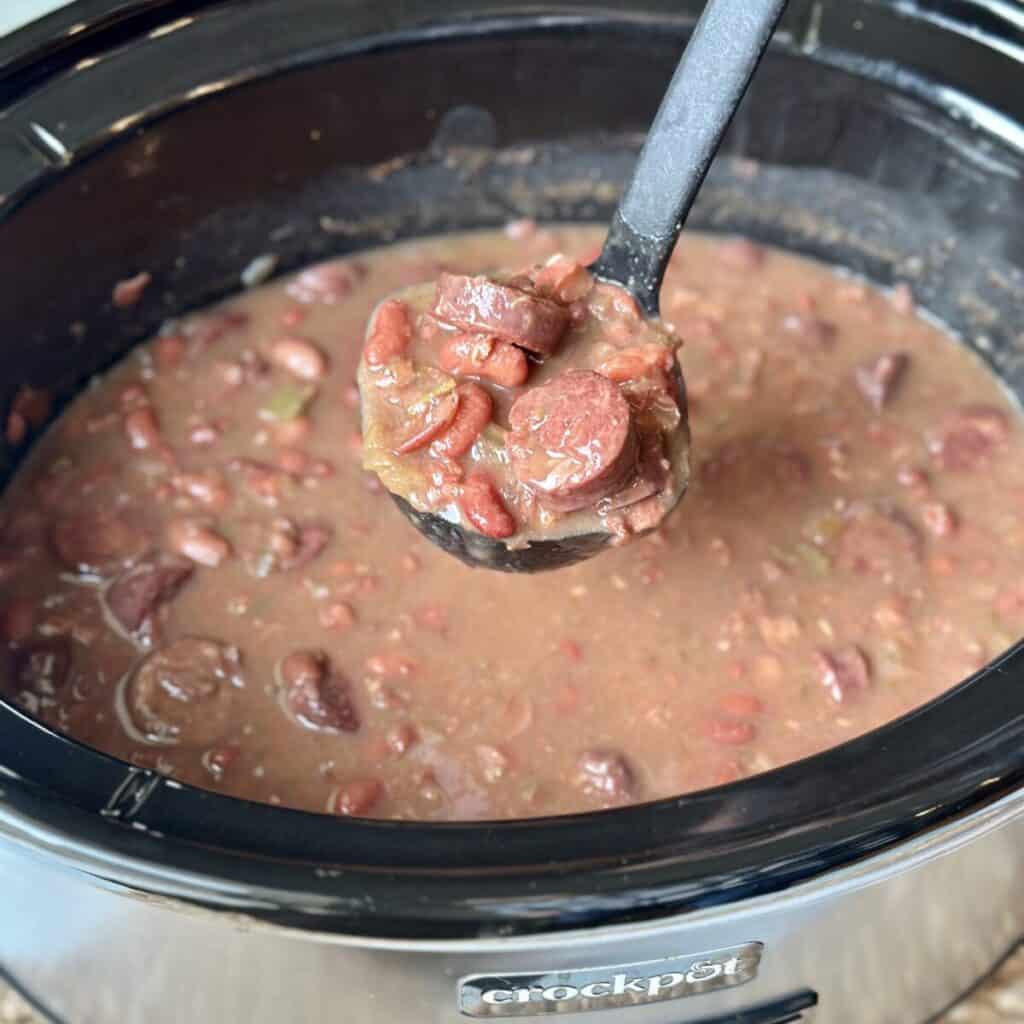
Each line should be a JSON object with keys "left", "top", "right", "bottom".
{"left": 0, "top": 0, "right": 1022, "bottom": 941}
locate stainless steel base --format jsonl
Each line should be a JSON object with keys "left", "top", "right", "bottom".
{"left": 1, "top": 788, "right": 1022, "bottom": 1024}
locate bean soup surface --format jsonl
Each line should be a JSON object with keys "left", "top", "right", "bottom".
{"left": 1, "top": 225, "right": 1021, "bottom": 820}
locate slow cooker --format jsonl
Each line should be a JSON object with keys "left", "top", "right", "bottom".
{"left": 1, "top": 1, "right": 1023, "bottom": 1021}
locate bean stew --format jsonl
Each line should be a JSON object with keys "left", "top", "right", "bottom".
{"left": 358, "top": 262, "right": 689, "bottom": 546}
{"left": 0, "top": 224, "right": 1021, "bottom": 820}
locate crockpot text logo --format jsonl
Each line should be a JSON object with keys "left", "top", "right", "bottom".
{"left": 458, "top": 942, "right": 763, "bottom": 1017}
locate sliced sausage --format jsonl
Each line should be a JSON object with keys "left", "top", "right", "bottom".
{"left": 239, "top": 519, "right": 331, "bottom": 576}
{"left": 438, "top": 333, "right": 529, "bottom": 387}
{"left": 329, "top": 779, "right": 383, "bottom": 816}
{"left": 836, "top": 504, "right": 921, "bottom": 578}
{"left": 0, "top": 598, "right": 35, "bottom": 644}
{"left": 105, "top": 555, "right": 194, "bottom": 634}
{"left": 52, "top": 513, "right": 150, "bottom": 577}
{"left": 14, "top": 637, "right": 71, "bottom": 696}
{"left": 124, "top": 637, "right": 241, "bottom": 745}
{"left": 574, "top": 749, "right": 635, "bottom": 801}
{"left": 432, "top": 273, "right": 571, "bottom": 355}
{"left": 508, "top": 370, "right": 638, "bottom": 512}
{"left": 929, "top": 404, "right": 1009, "bottom": 472}
{"left": 458, "top": 472, "right": 517, "bottom": 539}
{"left": 282, "top": 522, "right": 332, "bottom": 571}
{"left": 603, "top": 430, "right": 669, "bottom": 511}
{"left": 854, "top": 352, "right": 908, "bottom": 411}
{"left": 816, "top": 645, "right": 871, "bottom": 703}
{"left": 281, "top": 651, "right": 360, "bottom": 733}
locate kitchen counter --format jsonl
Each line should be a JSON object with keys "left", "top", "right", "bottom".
{"left": 4, "top": 948, "right": 1024, "bottom": 1023}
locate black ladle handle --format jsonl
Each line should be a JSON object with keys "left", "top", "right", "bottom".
{"left": 591, "top": 0, "right": 789, "bottom": 314}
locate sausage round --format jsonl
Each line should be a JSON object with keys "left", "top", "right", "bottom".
{"left": 507, "top": 370, "right": 638, "bottom": 512}
{"left": 431, "top": 273, "right": 570, "bottom": 355}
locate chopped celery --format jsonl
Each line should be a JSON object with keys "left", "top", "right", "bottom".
{"left": 260, "top": 382, "right": 316, "bottom": 421}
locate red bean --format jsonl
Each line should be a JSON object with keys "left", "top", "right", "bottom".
{"left": 431, "top": 383, "right": 493, "bottom": 459}
{"left": 268, "top": 336, "right": 328, "bottom": 382}
{"left": 319, "top": 602, "right": 355, "bottom": 631}
{"left": 167, "top": 519, "right": 232, "bottom": 567}
{"left": 704, "top": 717, "right": 757, "bottom": 746}
{"left": 412, "top": 602, "right": 448, "bottom": 633}
{"left": 386, "top": 722, "right": 419, "bottom": 757}
{"left": 189, "top": 422, "right": 221, "bottom": 447}
{"left": 364, "top": 299, "right": 412, "bottom": 367}
{"left": 155, "top": 334, "right": 186, "bottom": 371}
{"left": 718, "top": 692, "right": 764, "bottom": 717}
{"left": 273, "top": 416, "right": 312, "bottom": 446}
{"left": 596, "top": 344, "right": 674, "bottom": 385}
{"left": 531, "top": 256, "right": 594, "bottom": 303}
{"left": 203, "top": 743, "right": 240, "bottom": 779}
{"left": 173, "top": 471, "right": 230, "bottom": 511}
{"left": 438, "top": 334, "right": 529, "bottom": 387}
{"left": 5, "top": 411, "right": 27, "bottom": 446}
{"left": 781, "top": 312, "right": 836, "bottom": 348}
{"left": 329, "top": 779, "right": 383, "bottom": 816}
{"left": 279, "top": 306, "right": 308, "bottom": 328}
{"left": 123, "top": 406, "right": 162, "bottom": 450}
{"left": 458, "top": 472, "right": 516, "bottom": 539}
{"left": 559, "top": 639, "right": 583, "bottom": 661}
{"left": 393, "top": 390, "right": 459, "bottom": 455}
{"left": 12, "top": 386, "right": 52, "bottom": 429}
{"left": 112, "top": 271, "right": 152, "bottom": 309}
{"left": 286, "top": 260, "right": 363, "bottom": 304}
{"left": 276, "top": 448, "right": 309, "bottom": 475}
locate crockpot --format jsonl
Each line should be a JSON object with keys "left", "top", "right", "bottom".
{"left": 1, "top": 1, "right": 1024, "bottom": 1021}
